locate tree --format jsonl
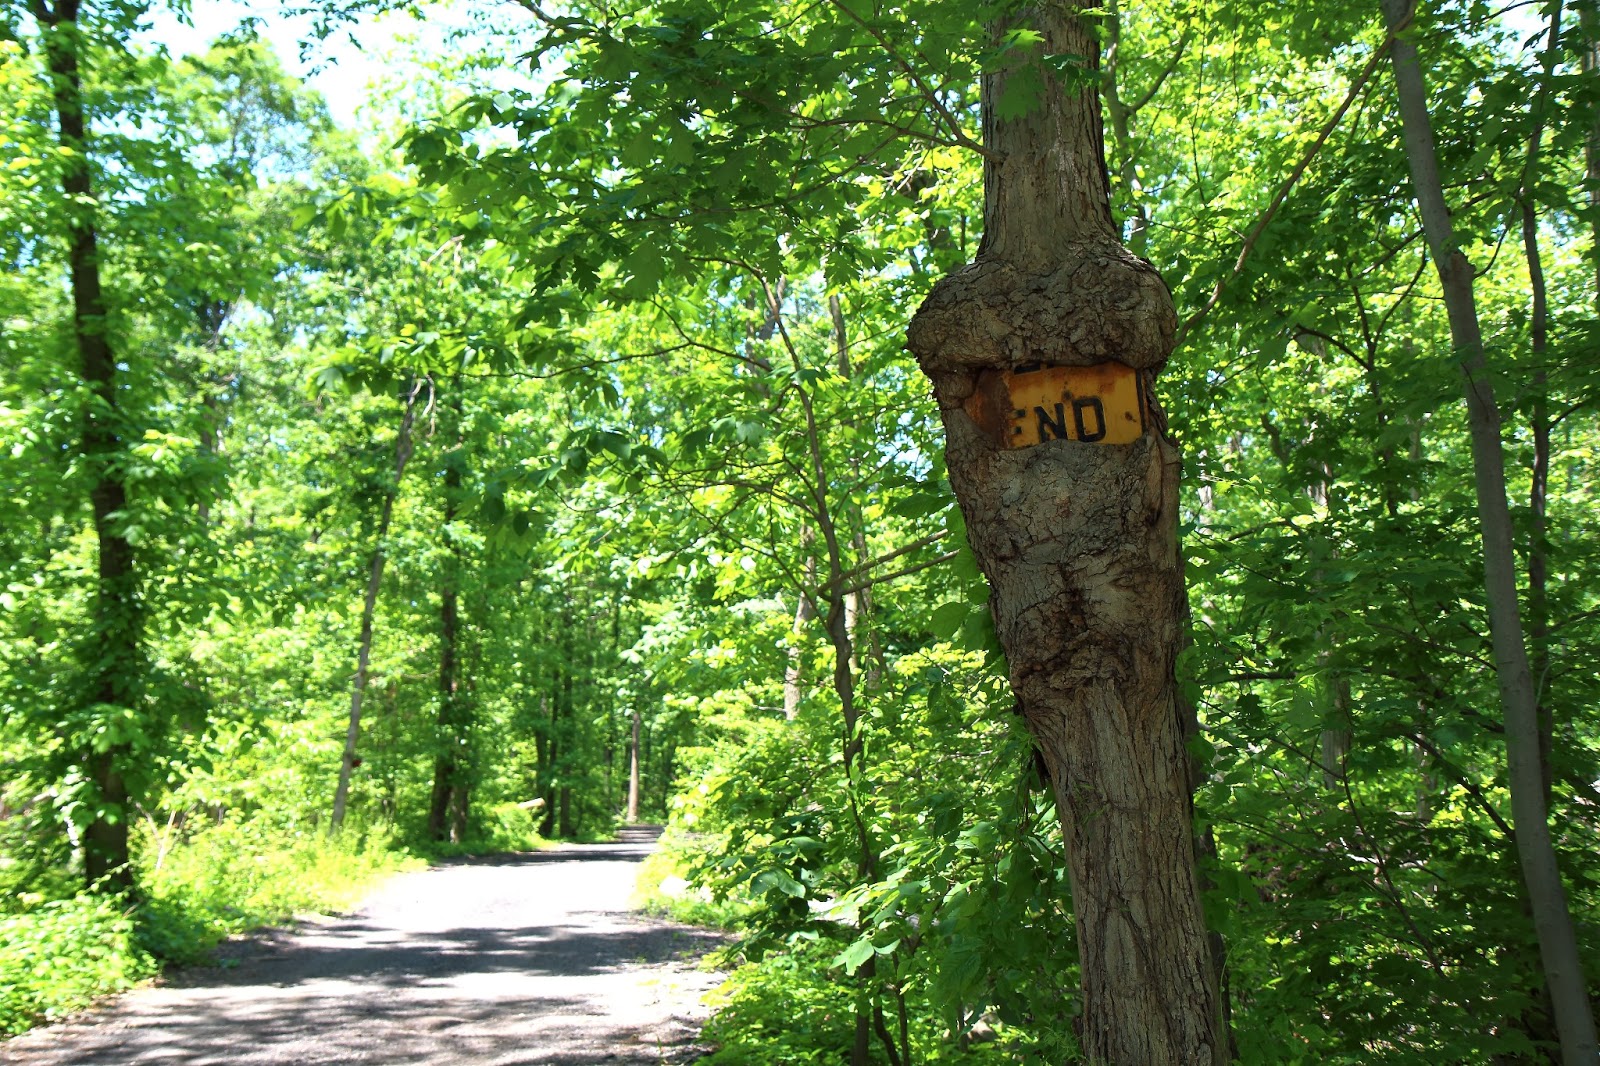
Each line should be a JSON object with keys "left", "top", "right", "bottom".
{"left": 329, "top": 374, "right": 424, "bottom": 833}
{"left": 905, "top": 1, "right": 1227, "bottom": 1061}
{"left": 1377, "top": 0, "right": 1598, "bottom": 1058}
{"left": 29, "top": 0, "right": 140, "bottom": 892}
{"left": 284, "top": 0, "right": 1599, "bottom": 1056}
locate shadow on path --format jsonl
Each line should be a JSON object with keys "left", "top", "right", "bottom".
{"left": 1, "top": 827, "right": 725, "bottom": 1066}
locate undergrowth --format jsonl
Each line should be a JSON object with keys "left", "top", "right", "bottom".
{"left": 137, "top": 816, "right": 423, "bottom": 964}
{"left": 0, "top": 816, "right": 419, "bottom": 1036}
{"left": 411, "top": 801, "right": 550, "bottom": 860}
{"left": 631, "top": 828, "right": 747, "bottom": 929}
{"left": 0, "top": 893, "right": 157, "bottom": 1036}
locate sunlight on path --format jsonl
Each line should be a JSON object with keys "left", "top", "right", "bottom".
{"left": 1, "top": 829, "right": 723, "bottom": 1066}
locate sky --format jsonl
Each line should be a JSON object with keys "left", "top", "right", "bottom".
{"left": 140, "top": 2, "right": 420, "bottom": 129}
{"left": 140, "top": 1, "right": 543, "bottom": 138}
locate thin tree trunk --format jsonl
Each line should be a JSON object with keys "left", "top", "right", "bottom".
{"left": 428, "top": 387, "right": 469, "bottom": 842}
{"left": 33, "top": 0, "right": 137, "bottom": 893}
{"left": 605, "top": 601, "right": 621, "bottom": 810}
{"left": 906, "top": 0, "right": 1227, "bottom": 1059}
{"left": 1579, "top": 1, "right": 1600, "bottom": 306}
{"left": 426, "top": 570, "right": 460, "bottom": 840}
{"left": 784, "top": 560, "right": 819, "bottom": 717}
{"left": 1523, "top": 199, "right": 1553, "bottom": 806}
{"left": 783, "top": 539, "right": 817, "bottom": 721}
{"left": 558, "top": 624, "right": 575, "bottom": 837}
{"left": 765, "top": 294, "right": 884, "bottom": 1065}
{"left": 829, "top": 297, "right": 885, "bottom": 689}
{"left": 801, "top": 385, "right": 877, "bottom": 1066}
{"left": 539, "top": 647, "right": 562, "bottom": 838}
{"left": 331, "top": 378, "right": 425, "bottom": 833}
{"left": 1379, "top": 0, "right": 1597, "bottom": 1058}
{"left": 626, "top": 706, "right": 641, "bottom": 822}
{"left": 1520, "top": 0, "right": 1564, "bottom": 808}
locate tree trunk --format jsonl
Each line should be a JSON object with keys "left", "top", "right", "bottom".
{"left": 557, "top": 633, "right": 575, "bottom": 837}
{"left": 331, "top": 378, "right": 424, "bottom": 833}
{"left": 538, "top": 665, "right": 560, "bottom": 838}
{"left": 426, "top": 538, "right": 463, "bottom": 841}
{"left": 626, "top": 706, "right": 641, "bottom": 822}
{"left": 1519, "top": 0, "right": 1563, "bottom": 805}
{"left": 905, "top": 1, "right": 1226, "bottom": 1061}
{"left": 428, "top": 388, "right": 469, "bottom": 842}
{"left": 1378, "top": 0, "right": 1598, "bottom": 1059}
{"left": 760, "top": 283, "right": 890, "bottom": 1065}
{"left": 1523, "top": 200, "right": 1553, "bottom": 806}
{"left": 782, "top": 565, "right": 816, "bottom": 720}
{"left": 34, "top": 0, "right": 138, "bottom": 893}
{"left": 1578, "top": 1, "right": 1599, "bottom": 306}
{"left": 830, "top": 300, "right": 886, "bottom": 691}
{"left": 798, "top": 382, "right": 880, "bottom": 1066}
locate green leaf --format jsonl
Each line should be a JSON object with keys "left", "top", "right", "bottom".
{"left": 929, "top": 601, "right": 967, "bottom": 640}
{"left": 836, "top": 938, "right": 875, "bottom": 975}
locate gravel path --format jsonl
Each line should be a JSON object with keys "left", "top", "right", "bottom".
{"left": 2, "top": 827, "right": 725, "bottom": 1065}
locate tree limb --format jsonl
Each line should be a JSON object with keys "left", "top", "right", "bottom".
{"left": 1178, "top": 38, "right": 1393, "bottom": 344}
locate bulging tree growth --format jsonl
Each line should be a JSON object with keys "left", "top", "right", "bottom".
{"left": 907, "top": 1, "right": 1225, "bottom": 1060}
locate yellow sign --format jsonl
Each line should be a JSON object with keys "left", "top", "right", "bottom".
{"left": 964, "top": 362, "right": 1146, "bottom": 447}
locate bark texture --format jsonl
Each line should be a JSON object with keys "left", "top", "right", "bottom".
{"left": 906, "top": 2, "right": 1224, "bottom": 1061}
{"left": 34, "top": 0, "right": 138, "bottom": 892}
{"left": 429, "top": 391, "right": 471, "bottom": 842}
{"left": 626, "top": 707, "right": 641, "bottom": 822}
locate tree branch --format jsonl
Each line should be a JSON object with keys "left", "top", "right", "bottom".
{"left": 820, "top": 0, "right": 999, "bottom": 162}
{"left": 1178, "top": 37, "right": 1392, "bottom": 344}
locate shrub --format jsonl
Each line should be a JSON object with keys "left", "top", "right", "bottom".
{"left": 0, "top": 894, "right": 157, "bottom": 1035}
{"left": 138, "top": 815, "right": 421, "bottom": 962}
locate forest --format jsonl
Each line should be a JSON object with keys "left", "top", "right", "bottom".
{"left": 1, "top": 0, "right": 1597, "bottom": 1061}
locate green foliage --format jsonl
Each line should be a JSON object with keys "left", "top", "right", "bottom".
{"left": 0, "top": 815, "right": 412, "bottom": 1036}
{"left": 3, "top": 0, "right": 1599, "bottom": 1058}
{"left": 0, "top": 895, "right": 157, "bottom": 1036}
{"left": 419, "top": 802, "right": 548, "bottom": 859}
{"left": 136, "top": 816, "right": 421, "bottom": 965}
{"left": 633, "top": 830, "right": 748, "bottom": 928}
{"left": 701, "top": 942, "right": 882, "bottom": 1065}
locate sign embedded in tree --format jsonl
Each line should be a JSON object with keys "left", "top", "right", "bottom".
{"left": 963, "top": 361, "right": 1145, "bottom": 447}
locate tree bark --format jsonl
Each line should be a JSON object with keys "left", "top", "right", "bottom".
{"left": 1520, "top": 0, "right": 1563, "bottom": 807}
{"left": 331, "top": 378, "right": 424, "bottom": 833}
{"left": 783, "top": 545, "right": 817, "bottom": 721}
{"left": 1378, "top": 0, "right": 1598, "bottom": 1059}
{"left": 33, "top": 0, "right": 138, "bottom": 893}
{"left": 428, "top": 387, "right": 470, "bottom": 842}
{"left": 1523, "top": 201, "right": 1553, "bottom": 806}
{"left": 626, "top": 705, "right": 641, "bottom": 822}
{"left": 1578, "top": 1, "right": 1600, "bottom": 306}
{"left": 906, "top": 1, "right": 1226, "bottom": 1061}
{"left": 426, "top": 527, "right": 463, "bottom": 841}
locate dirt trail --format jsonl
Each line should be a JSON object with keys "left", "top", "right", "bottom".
{"left": 2, "top": 827, "right": 725, "bottom": 1065}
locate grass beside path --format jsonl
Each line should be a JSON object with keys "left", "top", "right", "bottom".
{"left": 0, "top": 818, "right": 421, "bottom": 1037}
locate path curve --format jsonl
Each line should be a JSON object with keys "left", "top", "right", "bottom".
{"left": 2, "top": 827, "right": 725, "bottom": 1065}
